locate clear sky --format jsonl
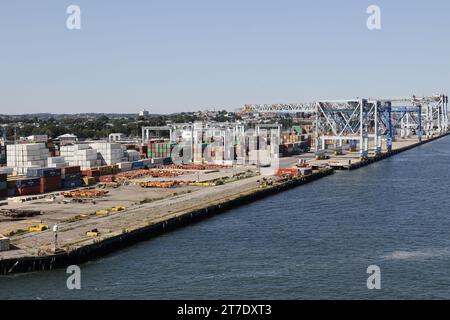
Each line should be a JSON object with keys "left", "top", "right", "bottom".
{"left": 0, "top": 0, "right": 448, "bottom": 114}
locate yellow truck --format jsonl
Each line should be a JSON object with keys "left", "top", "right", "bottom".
{"left": 29, "top": 224, "right": 49, "bottom": 232}
{"left": 110, "top": 205, "right": 125, "bottom": 212}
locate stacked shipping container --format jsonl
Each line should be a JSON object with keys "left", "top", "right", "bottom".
{"left": 6, "top": 143, "right": 49, "bottom": 175}
{"left": 148, "top": 141, "right": 172, "bottom": 159}
{"left": 61, "top": 166, "right": 82, "bottom": 189}
{"left": 0, "top": 173, "right": 6, "bottom": 198}
{"left": 0, "top": 146, "right": 6, "bottom": 166}
{"left": 7, "top": 176, "right": 41, "bottom": 196}
{"left": 26, "top": 167, "right": 62, "bottom": 193}
{"left": 60, "top": 144, "right": 98, "bottom": 170}
{"left": 89, "top": 142, "right": 123, "bottom": 165}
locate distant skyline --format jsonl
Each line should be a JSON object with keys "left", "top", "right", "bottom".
{"left": 0, "top": 0, "right": 449, "bottom": 114}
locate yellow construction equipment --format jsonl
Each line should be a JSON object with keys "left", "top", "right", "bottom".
{"left": 110, "top": 205, "right": 125, "bottom": 212}
{"left": 86, "top": 229, "right": 100, "bottom": 237}
{"left": 95, "top": 209, "right": 109, "bottom": 215}
{"left": 29, "top": 224, "right": 49, "bottom": 232}
{"left": 189, "top": 181, "right": 219, "bottom": 187}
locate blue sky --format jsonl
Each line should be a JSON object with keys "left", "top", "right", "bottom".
{"left": 0, "top": 0, "right": 448, "bottom": 114}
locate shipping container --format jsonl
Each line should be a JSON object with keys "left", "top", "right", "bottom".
{"left": 82, "top": 169, "right": 101, "bottom": 177}
{"left": 148, "top": 141, "right": 173, "bottom": 159}
{"left": 62, "top": 172, "right": 82, "bottom": 180}
{"left": 275, "top": 169, "right": 299, "bottom": 176}
{"left": 16, "top": 185, "right": 40, "bottom": 196}
{"left": 131, "top": 161, "right": 144, "bottom": 169}
{"left": 27, "top": 167, "right": 61, "bottom": 178}
{"left": 40, "top": 176, "right": 61, "bottom": 193}
{"left": 61, "top": 166, "right": 81, "bottom": 175}
{"left": 15, "top": 177, "right": 41, "bottom": 188}
{"left": 62, "top": 179, "right": 83, "bottom": 189}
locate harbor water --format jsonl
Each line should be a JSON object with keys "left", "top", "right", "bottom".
{"left": 1, "top": 136, "right": 450, "bottom": 299}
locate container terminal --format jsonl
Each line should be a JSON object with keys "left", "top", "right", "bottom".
{"left": 0, "top": 94, "right": 448, "bottom": 274}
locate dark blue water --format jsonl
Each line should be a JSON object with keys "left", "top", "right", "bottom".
{"left": 1, "top": 136, "right": 450, "bottom": 299}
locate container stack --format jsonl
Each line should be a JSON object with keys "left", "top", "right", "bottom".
{"left": 193, "top": 143, "right": 207, "bottom": 164}
{"left": 81, "top": 168, "right": 101, "bottom": 179}
{"left": 60, "top": 144, "right": 98, "bottom": 170}
{"left": 0, "top": 173, "right": 7, "bottom": 198}
{"left": 27, "top": 168, "right": 62, "bottom": 194}
{"left": 6, "top": 143, "right": 49, "bottom": 175}
{"left": 118, "top": 162, "right": 132, "bottom": 172}
{"left": 61, "top": 166, "right": 82, "bottom": 189}
{"left": 124, "top": 149, "right": 140, "bottom": 162}
{"left": 0, "top": 146, "right": 6, "bottom": 165}
{"left": 282, "top": 133, "right": 301, "bottom": 144}
{"left": 40, "top": 169, "right": 61, "bottom": 193}
{"left": 89, "top": 143, "right": 123, "bottom": 165}
{"left": 48, "top": 156, "right": 69, "bottom": 168}
{"left": 7, "top": 176, "right": 41, "bottom": 196}
{"left": 96, "top": 165, "right": 120, "bottom": 176}
{"left": 139, "top": 145, "right": 148, "bottom": 157}
{"left": 210, "top": 146, "right": 224, "bottom": 162}
{"left": 148, "top": 141, "right": 172, "bottom": 159}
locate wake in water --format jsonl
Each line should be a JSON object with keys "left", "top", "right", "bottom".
{"left": 382, "top": 248, "right": 450, "bottom": 261}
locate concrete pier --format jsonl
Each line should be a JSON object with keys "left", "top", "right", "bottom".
{"left": 0, "top": 133, "right": 448, "bottom": 275}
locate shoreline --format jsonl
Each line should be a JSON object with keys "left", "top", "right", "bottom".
{"left": 0, "top": 133, "right": 448, "bottom": 275}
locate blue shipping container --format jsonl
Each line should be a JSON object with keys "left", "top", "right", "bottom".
{"left": 131, "top": 161, "right": 144, "bottom": 169}
{"left": 0, "top": 181, "right": 7, "bottom": 190}
{"left": 62, "top": 173, "right": 82, "bottom": 180}
{"left": 62, "top": 179, "right": 83, "bottom": 189}
{"left": 16, "top": 177, "right": 40, "bottom": 188}
{"left": 27, "top": 168, "right": 62, "bottom": 178}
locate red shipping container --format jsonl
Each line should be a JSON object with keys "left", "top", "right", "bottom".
{"left": 62, "top": 166, "right": 81, "bottom": 175}
{"left": 275, "top": 169, "right": 299, "bottom": 176}
{"left": 40, "top": 176, "right": 61, "bottom": 193}
{"left": 0, "top": 189, "right": 7, "bottom": 197}
{"left": 140, "top": 145, "right": 148, "bottom": 155}
{"left": 91, "top": 169, "right": 101, "bottom": 177}
{"left": 125, "top": 144, "right": 137, "bottom": 150}
{"left": 99, "top": 175, "right": 115, "bottom": 183}
{"left": 82, "top": 169, "right": 100, "bottom": 177}
{"left": 16, "top": 185, "right": 40, "bottom": 196}
{"left": 0, "top": 173, "right": 7, "bottom": 181}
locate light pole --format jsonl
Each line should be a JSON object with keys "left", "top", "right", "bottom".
{"left": 53, "top": 224, "right": 58, "bottom": 253}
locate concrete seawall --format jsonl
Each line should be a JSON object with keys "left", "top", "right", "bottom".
{"left": 0, "top": 133, "right": 448, "bottom": 275}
